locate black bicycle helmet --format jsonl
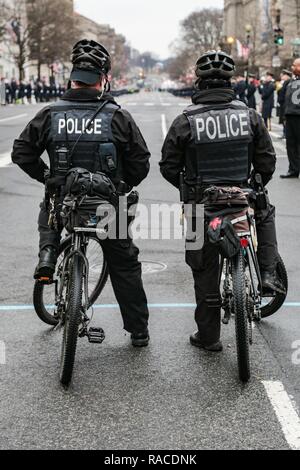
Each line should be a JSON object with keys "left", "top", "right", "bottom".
{"left": 70, "top": 39, "right": 111, "bottom": 84}
{"left": 195, "top": 50, "right": 235, "bottom": 80}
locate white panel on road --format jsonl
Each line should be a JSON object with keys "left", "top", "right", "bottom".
{"left": 0, "top": 153, "right": 11, "bottom": 168}
{"left": 161, "top": 114, "right": 167, "bottom": 140}
{"left": 0, "top": 113, "right": 28, "bottom": 123}
{"left": 263, "top": 380, "right": 300, "bottom": 450}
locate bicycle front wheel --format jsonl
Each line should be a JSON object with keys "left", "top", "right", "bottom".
{"left": 60, "top": 254, "right": 84, "bottom": 387}
{"left": 33, "top": 235, "right": 108, "bottom": 326}
{"left": 232, "top": 250, "right": 251, "bottom": 383}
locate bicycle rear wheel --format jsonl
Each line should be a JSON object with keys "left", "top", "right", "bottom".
{"left": 232, "top": 250, "right": 251, "bottom": 383}
{"left": 260, "top": 255, "right": 288, "bottom": 319}
{"left": 33, "top": 235, "right": 108, "bottom": 326}
{"left": 60, "top": 253, "right": 83, "bottom": 387}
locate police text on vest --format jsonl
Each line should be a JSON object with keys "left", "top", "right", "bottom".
{"left": 195, "top": 112, "right": 249, "bottom": 142}
{"left": 58, "top": 118, "right": 102, "bottom": 135}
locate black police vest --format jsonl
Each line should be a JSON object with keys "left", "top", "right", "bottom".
{"left": 285, "top": 79, "right": 300, "bottom": 116}
{"left": 49, "top": 100, "right": 120, "bottom": 180}
{"left": 184, "top": 100, "right": 252, "bottom": 185}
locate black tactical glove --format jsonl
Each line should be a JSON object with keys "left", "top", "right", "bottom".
{"left": 45, "top": 176, "right": 66, "bottom": 194}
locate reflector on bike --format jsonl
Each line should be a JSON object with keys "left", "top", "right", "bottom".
{"left": 240, "top": 238, "right": 249, "bottom": 248}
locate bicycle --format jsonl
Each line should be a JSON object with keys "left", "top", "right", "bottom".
{"left": 33, "top": 195, "right": 110, "bottom": 387}
{"left": 208, "top": 192, "right": 288, "bottom": 383}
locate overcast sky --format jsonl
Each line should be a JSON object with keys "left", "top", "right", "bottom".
{"left": 74, "top": 0, "right": 224, "bottom": 59}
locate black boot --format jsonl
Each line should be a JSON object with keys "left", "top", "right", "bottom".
{"left": 190, "top": 332, "right": 223, "bottom": 352}
{"left": 34, "top": 246, "right": 58, "bottom": 280}
{"left": 131, "top": 330, "right": 150, "bottom": 348}
{"left": 261, "top": 271, "right": 286, "bottom": 295}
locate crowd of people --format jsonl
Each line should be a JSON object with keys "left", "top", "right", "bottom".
{"left": 233, "top": 69, "right": 293, "bottom": 135}
{"left": 0, "top": 78, "right": 67, "bottom": 105}
{"left": 234, "top": 59, "right": 300, "bottom": 179}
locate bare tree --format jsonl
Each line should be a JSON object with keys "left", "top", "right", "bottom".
{"left": 166, "top": 50, "right": 191, "bottom": 80}
{"left": 0, "top": 1, "right": 9, "bottom": 40}
{"left": 4, "top": 0, "right": 29, "bottom": 80}
{"left": 167, "top": 8, "right": 223, "bottom": 81}
{"left": 180, "top": 8, "right": 223, "bottom": 61}
{"left": 26, "top": 0, "right": 77, "bottom": 80}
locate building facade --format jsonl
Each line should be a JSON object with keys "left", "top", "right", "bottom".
{"left": 223, "top": 0, "right": 300, "bottom": 73}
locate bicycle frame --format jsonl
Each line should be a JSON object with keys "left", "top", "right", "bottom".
{"left": 220, "top": 210, "right": 264, "bottom": 326}
{"left": 55, "top": 198, "right": 107, "bottom": 324}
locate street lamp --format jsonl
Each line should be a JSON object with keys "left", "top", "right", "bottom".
{"left": 227, "top": 36, "right": 235, "bottom": 55}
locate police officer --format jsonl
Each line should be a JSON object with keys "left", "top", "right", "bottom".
{"left": 281, "top": 58, "right": 300, "bottom": 178}
{"left": 12, "top": 39, "right": 151, "bottom": 347}
{"left": 247, "top": 74, "right": 257, "bottom": 110}
{"left": 160, "top": 50, "right": 284, "bottom": 352}
{"left": 277, "top": 69, "right": 292, "bottom": 139}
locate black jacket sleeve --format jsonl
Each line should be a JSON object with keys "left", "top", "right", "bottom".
{"left": 11, "top": 106, "right": 51, "bottom": 183}
{"left": 249, "top": 109, "right": 276, "bottom": 185}
{"left": 262, "top": 83, "right": 275, "bottom": 101}
{"left": 160, "top": 115, "right": 188, "bottom": 188}
{"left": 112, "top": 109, "right": 150, "bottom": 187}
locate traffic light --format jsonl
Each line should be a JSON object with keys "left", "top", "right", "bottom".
{"left": 274, "top": 28, "right": 284, "bottom": 46}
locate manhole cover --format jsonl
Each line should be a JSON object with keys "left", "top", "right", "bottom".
{"left": 142, "top": 261, "right": 167, "bottom": 274}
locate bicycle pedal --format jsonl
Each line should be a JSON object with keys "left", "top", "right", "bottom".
{"left": 88, "top": 327, "right": 105, "bottom": 344}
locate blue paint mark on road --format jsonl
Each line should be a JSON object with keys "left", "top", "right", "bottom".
{"left": 0, "top": 302, "right": 299, "bottom": 312}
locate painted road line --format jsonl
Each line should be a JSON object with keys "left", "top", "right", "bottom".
{"left": 161, "top": 114, "right": 167, "bottom": 140}
{"left": 0, "top": 302, "right": 300, "bottom": 312}
{"left": 0, "top": 153, "right": 11, "bottom": 168}
{"left": 144, "top": 103, "right": 155, "bottom": 106}
{"left": 0, "top": 113, "right": 28, "bottom": 123}
{"left": 269, "top": 131, "right": 284, "bottom": 139}
{"left": 263, "top": 380, "right": 300, "bottom": 450}
{"left": 0, "top": 303, "right": 195, "bottom": 311}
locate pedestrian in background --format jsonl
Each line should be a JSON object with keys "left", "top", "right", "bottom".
{"left": 26, "top": 81, "right": 32, "bottom": 104}
{"left": 259, "top": 72, "right": 275, "bottom": 130}
{"left": 277, "top": 69, "right": 292, "bottom": 139}
{"left": 0, "top": 78, "right": 6, "bottom": 105}
{"left": 18, "top": 81, "right": 26, "bottom": 104}
{"left": 246, "top": 73, "right": 257, "bottom": 110}
{"left": 10, "top": 78, "right": 18, "bottom": 104}
{"left": 281, "top": 58, "right": 300, "bottom": 179}
{"left": 234, "top": 74, "right": 247, "bottom": 104}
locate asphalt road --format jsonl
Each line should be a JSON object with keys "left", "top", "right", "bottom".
{"left": 0, "top": 91, "right": 300, "bottom": 450}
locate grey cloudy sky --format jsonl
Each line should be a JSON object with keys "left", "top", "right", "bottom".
{"left": 74, "top": 0, "right": 224, "bottom": 59}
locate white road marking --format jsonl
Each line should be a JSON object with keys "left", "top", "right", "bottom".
{"left": 0, "top": 153, "right": 11, "bottom": 168}
{"left": 144, "top": 103, "right": 155, "bottom": 106}
{"left": 161, "top": 114, "right": 167, "bottom": 140}
{"left": 0, "top": 113, "right": 28, "bottom": 123}
{"left": 269, "top": 131, "right": 283, "bottom": 139}
{"left": 262, "top": 380, "right": 300, "bottom": 450}
{"left": 161, "top": 103, "right": 171, "bottom": 107}
{"left": 125, "top": 103, "right": 137, "bottom": 106}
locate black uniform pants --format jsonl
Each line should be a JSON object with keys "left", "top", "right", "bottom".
{"left": 286, "top": 115, "right": 300, "bottom": 175}
{"left": 186, "top": 204, "right": 278, "bottom": 346}
{"left": 38, "top": 201, "right": 149, "bottom": 334}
